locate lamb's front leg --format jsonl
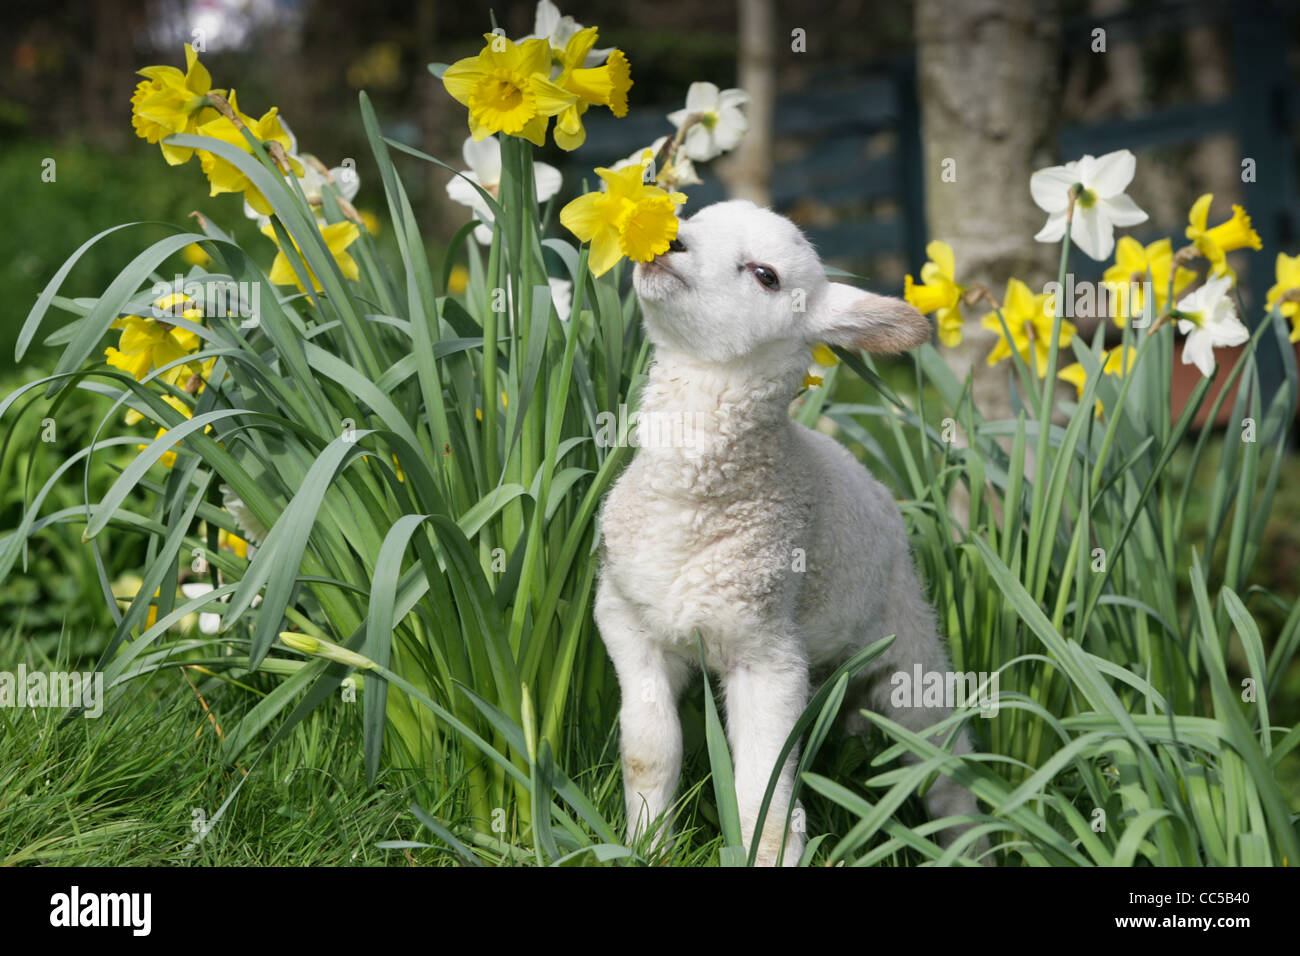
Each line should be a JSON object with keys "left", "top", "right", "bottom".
{"left": 723, "top": 646, "right": 810, "bottom": 866}
{"left": 594, "top": 583, "right": 690, "bottom": 855}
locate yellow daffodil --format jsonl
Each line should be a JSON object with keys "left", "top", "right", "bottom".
{"left": 131, "top": 43, "right": 223, "bottom": 165}
{"left": 153, "top": 291, "right": 204, "bottom": 321}
{"left": 1101, "top": 236, "right": 1195, "bottom": 327}
{"left": 475, "top": 391, "right": 509, "bottom": 422}
{"left": 182, "top": 243, "right": 211, "bottom": 267}
{"left": 219, "top": 528, "right": 250, "bottom": 560}
{"left": 1265, "top": 252, "right": 1300, "bottom": 343}
{"left": 811, "top": 343, "right": 839, "bottom": 366}
{"left": 111, "top": 573, "right": 161, "bottom": 629}
{"left": 560, "top": 153, "right": 686, "bottom": 277}
{"left": 448, "top": 263, "right": 470, "bottom": 294}
{"left": 904, "top": 240, "right": 964, "bottom": 346}
{"left": 620, "top": 191, "right": 683, "bottom": 261}
{"left": 358, "top": 209, "right": 381, "bottom": 236}
{"left": 1185, "top": 193, "right": 1262, "bottom": 283}
{"left": 982, "top": 277, "right": 1077, "bottom": 376}
{"left": 106, "top": 314, "right": 202, "bottom": 386}
{"left": 261, "top": 221, "right": 360, "bottom": 292}
{"left": 194, "top": 91, "right": 304, "bottom": 216}
{"left": 441, "top": 35, "right": 577, "bottom": 146}
{"left": 1058, "top": 345, "right": 1136, "bottom": 417}
{"left": 805, "top": 343, "right": 838, "bottom": 387}
{"left": 134, "top": 394, "right": 198, "bottom": 468}
{"left": 551, "top": 27, "right": 631, "bottom": 150}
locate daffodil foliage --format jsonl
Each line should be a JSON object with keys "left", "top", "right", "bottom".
{"left": 865, "top": 146, "right": 1298, "bottom": 868}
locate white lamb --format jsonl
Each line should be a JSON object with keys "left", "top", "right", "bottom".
{"left": 594, "top": 199, "right": 983, "bottom": 866}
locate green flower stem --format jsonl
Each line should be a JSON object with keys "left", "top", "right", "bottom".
{"left": 501, "top": 134, "right": 559, "bottom": 835}
{"left": 533, "top": 244, "right": 590, "bottom": 746}
{"left": 482, "top": 224, "right": 503, "bottom": 503}
{"left": 1025, "top": 194, "right": 1074, "bottom": 599}
{"left": 519, "top": 145, "right": 543, "bottom": 506}
{"left": 1013, "top": 198, "right": 1075, "bottom": 771}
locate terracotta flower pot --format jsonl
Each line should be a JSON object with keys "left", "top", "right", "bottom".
{"left": 1169, "top": 339, "right": 1300, "bottom": 427}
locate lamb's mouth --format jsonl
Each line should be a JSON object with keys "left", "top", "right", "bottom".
{"left": 640, "top": 257, "right": 680, "bottom": 279}
{"left": 638, "top": 240, "right": 688, "bottom": 286}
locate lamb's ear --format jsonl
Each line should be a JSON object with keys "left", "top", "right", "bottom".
{"left": 806, "top": 282, "right": 931, "bottom": 354}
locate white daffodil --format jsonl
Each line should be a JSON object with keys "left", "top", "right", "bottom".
{"left": 180, "top": 582, "right": 223, "bottom": 635}
{"left": 547, "top": 276, "right": 573, "bottom": 321}
{"left": 445, "top": 135, "right": 562, "bottom": 245}
{"left": 220, "top": 483, "right": 267, "bottom": 550}
{"left": 667, "top": 83, "right": 750, "bottom": 162}
{"left": 178, "top": 490, "right": 264, "bottom": 636}
{"left": 610, "top": 137, "right": 702, "bottom": 190}
{"left": 502, "top": 275, "right": 573, "bottom": 323}
{"left": 301, "top": 159, "right": 360, "bottom": 207}
{"left": 1030, "top": 148, "right": 1148, "bottom": 261}
{"left": 526, "top": 0, "right": 612, "bottom": 66}
{"left": 1175, "top": 273, "right": 1249, "bottom": 377}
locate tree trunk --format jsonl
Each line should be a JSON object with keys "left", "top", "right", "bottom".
{"left": 915, "top": 0, "right": 1062, "bottom": 522}
{"left": 915, "top": 0, "right": 1062, "bottom": 419}
{"left": 720, "top": 0, "right": 775, "bottom": 205}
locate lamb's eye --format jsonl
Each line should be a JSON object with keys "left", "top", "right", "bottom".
{"left": 749, "top": 264, "right": 780, "bottom": 291}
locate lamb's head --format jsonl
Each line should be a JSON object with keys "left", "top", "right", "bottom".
{"left": 633, "top": 199, "right": 931, "bottom": 365}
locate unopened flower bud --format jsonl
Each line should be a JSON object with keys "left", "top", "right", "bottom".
{"left": 279, "top": 631, "right": 377, "bottom": 670}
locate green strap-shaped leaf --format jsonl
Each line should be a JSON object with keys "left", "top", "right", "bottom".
{"left": 17, "top": 221, "right": 172, "bottom": 362}
{"left": 363, "top": 512, "right": 431, "bottom": 785}
{"left": 85, "top": 408, "right": 247, "bottom": 539}
{"left": 224, "top": 434, "right": 371, "bottom": 669}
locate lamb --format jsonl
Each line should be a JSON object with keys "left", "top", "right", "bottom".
{"left": 594, "top": 199, "right": 984, "bottom": 866}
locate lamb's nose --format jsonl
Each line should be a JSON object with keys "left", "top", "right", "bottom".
{"left": 667, "top": 237, "right": 686, "bottom": 253}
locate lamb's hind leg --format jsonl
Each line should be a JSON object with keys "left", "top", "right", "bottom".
{"left": 594, "top": 582, "right": 692, "bottom": 855}
{"left": 852, "top": 562, "right": 987, "bottom": 858}
{"left": 852, "top": 667, "right": 986, "bottom": 857}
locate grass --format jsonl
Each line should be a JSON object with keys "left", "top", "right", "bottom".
{"left": 0, "top": 623, "right": 961, "bottom": 866}
{"left": 0, "top": 629, "right": 462, "bottom": 866}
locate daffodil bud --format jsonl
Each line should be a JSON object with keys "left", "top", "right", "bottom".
{"left": 279, "top": 632, "right": 377, "bottom": 670}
